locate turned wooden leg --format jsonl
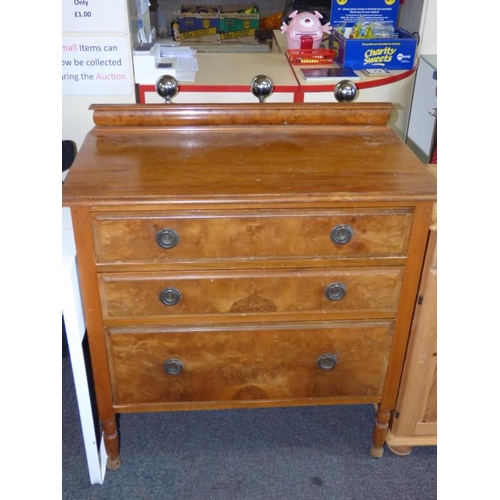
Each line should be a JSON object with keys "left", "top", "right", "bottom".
{"left": 102, "top": 418, "right": 121, "bottom": 470}
{"left": 370, "top": 408, "right": 391, "bottom": 458}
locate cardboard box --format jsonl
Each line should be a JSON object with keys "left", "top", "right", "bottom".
{"left": 329, "top": 0, "right": 417, "bottom": 70}
{"left": 178, "top": 5, "right": 220, "bottom": 43}
{"left": 219, "top": 5, "right": 259, "bottom": 43}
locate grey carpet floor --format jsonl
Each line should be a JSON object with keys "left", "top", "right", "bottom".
{"left": 62, "top": 356, "right": 437, "bottom": 500}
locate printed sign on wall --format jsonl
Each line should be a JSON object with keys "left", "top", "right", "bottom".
{"left": 62, "top": 0, "right": 127, "bottom": 33}
{"left": 62, "top": 36, "right": 134, "bottom": 96}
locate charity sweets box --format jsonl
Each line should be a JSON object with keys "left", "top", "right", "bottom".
{"left": 177, "top": 5, "right": 220, "bottom": 43}
{"left": 219, "top": 5, "right": 260, "bottom": 43}
{"left": 329, "top": 0, "right": 417, "bottom": 70}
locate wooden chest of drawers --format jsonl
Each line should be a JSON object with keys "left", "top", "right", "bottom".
{"left": 62, "top": 102, "right": 436, "bottom": 469}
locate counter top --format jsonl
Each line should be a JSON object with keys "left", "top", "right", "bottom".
{"left": 288, "top": 62, "right": 416, "bottom": 92}
{"left": 178, "top": 52, "right": 298, "bottom": 91}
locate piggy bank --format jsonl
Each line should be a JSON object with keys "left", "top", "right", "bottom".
{"left": 281, "top": 10, "right": 332, "bottom": 50}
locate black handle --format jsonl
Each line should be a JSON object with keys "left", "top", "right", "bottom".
{"left": 156, "top": 228, "right": 179, "bottom": 249}
{"left": 159, "top": 287, "right": 182, "bottom": 306}
{"left": 324, "top": 282, "right": 346, "bottom": 301}
{"left": 330, "top": 224, "right": 353, "bottom": 245}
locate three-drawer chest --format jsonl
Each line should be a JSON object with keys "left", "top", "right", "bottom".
{"left": 62, "top": 102, "right": 437, "bottom": 469}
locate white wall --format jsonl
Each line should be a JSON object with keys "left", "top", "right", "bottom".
{"left": 398, "top": 0, "right": 437, "bottom": 56}
{"left": 419, "top": 0, "right": 437, "bottom": 55}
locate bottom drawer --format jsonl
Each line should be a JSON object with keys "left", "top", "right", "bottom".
{"left": 107, "top": 321, "right": 394, "bottom": 407}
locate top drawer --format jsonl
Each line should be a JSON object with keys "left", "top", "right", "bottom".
{"left": 91, "top": 209, "right": 413, "bottom": 265}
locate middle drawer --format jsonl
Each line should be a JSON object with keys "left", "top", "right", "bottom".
{"left": 99, "top": 267, "right": 403, "bottom": 320}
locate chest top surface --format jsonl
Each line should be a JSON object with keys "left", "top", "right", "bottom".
{"left": 62, "top": 102, "right": 436, "bottom": 207}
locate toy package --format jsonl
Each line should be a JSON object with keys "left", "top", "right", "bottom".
{"left": 281, "top": 10, "right": 332, "bottom": 50}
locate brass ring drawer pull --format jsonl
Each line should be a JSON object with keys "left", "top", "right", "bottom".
{"left": 163, "top": 358, "right": 184, "bottom": 375}
{"left": 330, "top": 224, "right": 353, "bottom": 245}
{"left": 324, "top": 282, "right": 346, "bottom": 301}
{"left": 156, "top": 228, "right": 179, "bottom": 249}
{"left": 317, "top": 353, "right": 338, "bottom": 370}
{"left": 159, "top": 287, "right": 182, "bottom": 306}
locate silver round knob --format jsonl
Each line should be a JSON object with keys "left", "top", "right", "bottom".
{"left": 324, "top": 282, "right": 346, "bottom": 301}
{"left": 163, "top": 358, "right": 184, "bottom": 375}
{"left": 156, "top": 75, "right": 179, "bottom": 103}
{"left": 250, "top": 75, "right": 274, "bottom": 103}
{"left": 317, "top": 353, "right": 338, "bottom": 370}
{"left": 334, "top": 80, "right": 359, "bottom": 102}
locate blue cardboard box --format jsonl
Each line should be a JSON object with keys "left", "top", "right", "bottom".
{"left": 329, "top": 0, "right": 417, "bottom": 70}
{"left": 178, "top": 5, "right": 220, "bottom": 43}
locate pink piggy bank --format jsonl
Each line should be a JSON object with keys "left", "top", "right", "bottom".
{"left": 281, "top": 10, "right": 332, "bottom": 50}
